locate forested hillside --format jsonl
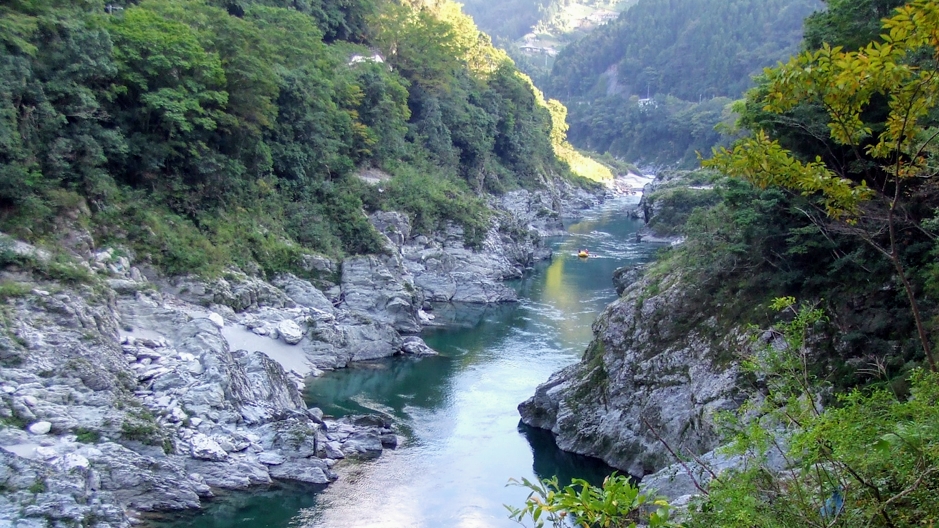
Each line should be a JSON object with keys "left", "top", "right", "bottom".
{"left": 458, "top": 0, "right": 541, "bottom": 41}
{"left": 0, "top": 0, "right": 605, "bottom": 277}
{"left": 549, "top": 0, "right": 820, "bottom": 166}
{"left": 515, "top": 2, "right": 939, "bottom": 524}
{"left": 460, "top": 0, "right": 632, "bottom": 43}
{"left": 550, "top": 0, "right": 820, "bottom": 100}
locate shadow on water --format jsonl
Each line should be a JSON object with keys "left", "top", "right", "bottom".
{"left": 303, "top": 355, "right": 454, "bottom": 419}
{"left": 518, "top": 422, "right": 626, "bottom": 488}
{"left": 148, "top": 482, "right": 325, "bottom": 528}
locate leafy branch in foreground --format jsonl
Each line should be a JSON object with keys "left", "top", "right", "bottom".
{"left": 686, "top": 298, "right": 939, "bottom": 528}
{"left": 505, "top": 473, "right": 673, "bottom": 528}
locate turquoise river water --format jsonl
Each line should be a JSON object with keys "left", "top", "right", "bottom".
{"left": 156, "top": 194, "right": 659, "bottom": 528}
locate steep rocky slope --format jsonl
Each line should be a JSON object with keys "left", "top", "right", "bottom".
{"left": 519, "top": 170, "right": 757, "bottom": 479}
{"left": 518, "top": 265, "right": 750, "bottom": 477}
{"left": 0, "top": 183, "right": 600, "bottom": 526}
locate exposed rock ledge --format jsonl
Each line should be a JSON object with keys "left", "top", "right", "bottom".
{"left": 518, "top": 267, "right": 750, "bottom": 478}
{"left": 0, "top": 183, "right": 603, "bottom": 525}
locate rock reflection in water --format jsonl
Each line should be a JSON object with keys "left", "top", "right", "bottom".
{"left": 518, "top": 422, "right": 622, "bottom": 488}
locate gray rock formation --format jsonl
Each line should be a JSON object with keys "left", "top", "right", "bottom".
{"left": 0, "top": 178, "right": 606, "bottom": 523}
{"left": 0, "top": 448, "right": 130, "bottom": 528}
{"left": 519, "top": 269, "right": 748, "bottom": 478}
{"left": 365, "top": 185, "right": 599, "bottom": 307}
{"left": 611, "top": 265, "right": 645, "bottom": 296}
{"left": 0, "top": 256, "right": 400, "bottom": 522}
{"left": 341, "top": 253, "right": 422, "bottom": 332}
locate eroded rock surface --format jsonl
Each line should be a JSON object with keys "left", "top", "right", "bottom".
{"left": 519, "top": 269, "right": 748, "bottom": 478}
{"left": 0, "top": 180, "right": 605, "bottom": 523}
{"left": 0, "top": 254, "right": 400, "bottom": 523}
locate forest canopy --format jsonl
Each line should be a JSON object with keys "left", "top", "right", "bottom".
{"left": 540, "top": 0, "right": 820, "bottom": 167}
{"left": 0, "top": 0, "right": 601, "bottom": 276}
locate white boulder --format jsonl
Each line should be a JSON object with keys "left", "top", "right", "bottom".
{"left": 277, "top": 319, "right": 305, "bottom": 345}
{"left": 27, "top": 421, "right": 52, "bottom": 435}
{"left": 190, "top": 433, "right": 228, "bottom": 461}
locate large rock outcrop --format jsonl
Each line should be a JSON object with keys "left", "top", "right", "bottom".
{"left": 519, "top": 267, "right": 749, "bottom": 477}
{"left": 0, "top": 252, "right": 401, "bottom": 523}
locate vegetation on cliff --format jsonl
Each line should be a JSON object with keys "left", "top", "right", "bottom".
{"left": 513, "top": 1, "right": 939, "bottom": 524}
{"left": 0, "top": 0, "right": 602, "bottom": 278}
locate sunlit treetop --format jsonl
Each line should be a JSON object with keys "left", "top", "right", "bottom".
{"left": 705, "top": 0, "right": 939, "bottom": 219}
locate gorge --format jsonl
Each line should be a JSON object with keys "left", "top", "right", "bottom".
{"left": 4, "top": 0, "right": 939, "bottom": 526}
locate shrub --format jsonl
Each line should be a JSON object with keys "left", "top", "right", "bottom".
{"left": 382, "top": 164, "right": 492, "bottom": 248}
{"left": 506, "top": 473, "right": 673, "bottom": 528}
{"left": 686, "top": 300, "right": 939, "bottom": 528}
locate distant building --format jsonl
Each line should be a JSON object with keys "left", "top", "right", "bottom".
{"left": 348, "top": 53, "right": 385, "bottom": 66}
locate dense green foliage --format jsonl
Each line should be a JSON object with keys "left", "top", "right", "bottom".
{"left": 706, "top": 0, "right": 939, "bottom": 369}
{"left": 657, "top": 2, "right": 939, "bottom": 522}
{"left": 689, "top": 300, "right": 939, "bottom": 527}
{"left": 567, "top": 95, "right": 736, "bottom": 167}
{"left": 507, "top": 473, "right": 673, "bottom": 528}
{"left": 0, "top": 0, "right": 591, "bottom": 276}
{"left": 803, "top": 0, "right": 907, "bottom": 51}
{"left": 459, "top": 0, "right": 541, "bottom": 41}
{"left": 548, "top": 0, "right": 819, "bottom": 101}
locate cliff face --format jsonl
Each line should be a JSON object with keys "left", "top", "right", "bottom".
{"left": 0, "top": 182, "right": 602, "bottom": 525}
{"left": 519, "top": 266, "right": 748, "bottom": 476}
{"left": 518, "top": 169, "right": 758, "bottom": 480}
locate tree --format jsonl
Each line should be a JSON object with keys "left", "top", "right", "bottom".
{"left": 704, "top": 0, "right": 939, "bottom": 371}
{"left": 108, "top": 5, "right": 228, "bottom": 184}
{"left": 803, "top": 0, "right": 907, "bottom": 52}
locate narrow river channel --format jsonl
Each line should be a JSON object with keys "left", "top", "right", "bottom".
{"left": 158, "top": 194, "right": 659, "bottom": 528}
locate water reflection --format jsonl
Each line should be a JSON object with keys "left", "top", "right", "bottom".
{"left": 154, "top": 195, "right": 660, "bottom": 528}
{"left": 518, "top": 423, "right": 619, "bottom": 488}
{"left": 146, "top": 482, "right": 325, "bottom": 528}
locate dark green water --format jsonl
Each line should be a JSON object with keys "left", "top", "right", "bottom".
{"left": 158, "top": 195, "right": 659, "bottom": 528}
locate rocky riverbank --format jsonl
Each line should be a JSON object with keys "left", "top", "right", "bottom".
{"left": 517, "top": 266, "right": 749, "bottom": 477}
{"left": 0, "top": 181, "right": 604, "bottom": 527}
{"left": 518, "top": 170, "right": 752, "bottom": 489}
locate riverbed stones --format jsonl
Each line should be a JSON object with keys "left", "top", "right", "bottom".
{"left": 399, "top": 336, "right": 438, "bottom": 356}
{"left": 257, "top": 452, "right": 285, "bottom": 465}
{"left": 190, "top": 434, "right": 228, "bottom": 461}
{"left": 208, "top": 312, "right": 225, "bottom": 328}
{"left": 27, "top": 422, "right": 51, "bottom": 435}
{"left": 267, "top": 458, "right": 333, "bottom": 484}
{"left": 324, "top": 441, "right": 344, "bottom": 459}
{"left": 277, "top": 319, "right": 305, "bottom": 344}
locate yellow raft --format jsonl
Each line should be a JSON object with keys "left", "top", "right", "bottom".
{"left": 578, "top": 250, "right": 589, "bottom": 258}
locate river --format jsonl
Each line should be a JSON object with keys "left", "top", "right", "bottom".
{"left": 157, "top": 194, "right": 658, "bottom": 528}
